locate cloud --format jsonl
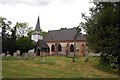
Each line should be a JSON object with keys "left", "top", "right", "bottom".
{"left": 0, "top": 0, "right": 51, "bottom": 6}
{"left": 0, "top": 0, "right": 76, "bottom": 6}
{"left": 60, "top": 0, "right": 75, "bottom": 4}
{"left": 0, "top": 0, "right": 92, "bottom": 32}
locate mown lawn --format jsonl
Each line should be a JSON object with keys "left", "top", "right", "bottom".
{"left": 2, "top": 56, "right": 118, "bottom": 78}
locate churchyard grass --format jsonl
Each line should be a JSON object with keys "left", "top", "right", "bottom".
{"left": 2, "top": 56, "right": 118, "bottom": 78}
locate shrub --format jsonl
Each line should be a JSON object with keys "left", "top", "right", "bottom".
{"left": 16, "top": 36, "right": 34, "bottom": 54}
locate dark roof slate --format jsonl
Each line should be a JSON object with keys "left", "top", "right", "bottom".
{"left": 75, "top": 34, "right": 86, "bottom": 41}
{"left": 44, "top": 28, "right": 85, "bottom": 41}
{"left": 37, "top": 40, "right": 49, "bottom": 48}
{"left": 32, "top": 31, "right": 42, "bottom": 35}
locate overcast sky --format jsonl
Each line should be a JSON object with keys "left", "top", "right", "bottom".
{"left": 0, "top": 0, "right": 94, "bottom": 32}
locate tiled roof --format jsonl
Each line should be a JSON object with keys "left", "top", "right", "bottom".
{"left": 44, "top": 28, "right": 85, "bottom": 41}
{"left": 37, "top": 40, "right": 49, "bottom": 48}
{"left": 32, "top": 31, "right": 41, "bottom": 35}
{"left": 75, "top": 34, "right": 86, "bottom": 41}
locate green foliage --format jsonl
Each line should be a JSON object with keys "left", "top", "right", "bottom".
{"left": 41, "top": 30, "right": 47, "bottom": 38}
{"left": 0, "top": 16, "right": 34, "bottom": 54}
{"left": 0, "top": 17, "right": 15, "bottom": 53}
{"left": 76, "top": 25, "right": 82, "bottom": 34}
{"left": 15, "top": 22, "right": 33, "bottom": 37}
{"left": 0, "top": 17, "right": 12, "bottom": 29}
{"left": 81, "top": 2, "right": 120, "bottom": 73}
{"left": 27, "top": 30, "right": 34, "bottom": 39}
{"left": 16, "top": 37, "right": 34, "bottom": 53}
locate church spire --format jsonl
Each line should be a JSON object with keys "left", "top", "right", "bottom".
{"left": 35, "top": 16, "right": 40, "bottom": 32}
{"left": 31, "top": 16, "right": 43, "bottom": 42}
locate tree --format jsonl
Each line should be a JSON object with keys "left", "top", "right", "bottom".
{"left": 0, "top": 17, "right": 12, "bottom": 30}
{"left": 0, "top": 17, "right": 34, "bottom": 54}
{"left": 0, "top": 17, "right": 11, "bottom": 39}
{"left": 41, "top": 31, "right": 47, "bottom": 38}
{"left": 0, "top": 17, "right": 12, "bottom": 53}
{"left": 81, "top": 2, "right": 120, "bottom": 72}
{"left": 16, "top": 36, "right": 34, "bottom": 54}
{"left": 15, "top": 22, "right": 32, "bottom": 38}
{"left": 9, "top": 27, "right": 17, "bottom": 54}
{"left": 27, "top": 30, "right": 34, "bottom": 39}
{"left": 76, "top": 24, "right": 82, "bottom": 35}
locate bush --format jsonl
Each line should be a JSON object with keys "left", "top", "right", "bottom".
{"left": 99, "top": 54, "right": 119, "bottom": 74}
{"left": 16, "top": 36, "right": 34, "bottom": 53}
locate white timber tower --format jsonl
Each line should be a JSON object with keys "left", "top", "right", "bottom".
{"left": 31, "top": 16, "right": 43, "bottom": 42}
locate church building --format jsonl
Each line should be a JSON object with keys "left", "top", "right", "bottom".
{"left": 31, "top": 16, "right": 86, "bottom": 57}
{"left": 44, "top": 28, "right": 86, "bottom": 57}
{"left": 31, "top": 16, "right": 49, "bottom": 55}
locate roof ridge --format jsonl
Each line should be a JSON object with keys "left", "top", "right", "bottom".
{"left": 48, "top": 27, "right": 77, "bottom": 32}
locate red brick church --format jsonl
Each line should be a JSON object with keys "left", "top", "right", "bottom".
{"left": 31, "top": 16, "right": 86, "bottom": 56}
{"left": 44, "top": 28, "right": 86, "bottom": 57}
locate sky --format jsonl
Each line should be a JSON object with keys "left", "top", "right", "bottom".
{"left": 0, "top": 0, "right": 94, "bottom": 32}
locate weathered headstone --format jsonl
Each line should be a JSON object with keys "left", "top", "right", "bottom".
{"left": 6, "top": 54, "right": 11, "bottom": 57}
{"left": 23, "top": 53, "right": 28, "bottom": 60}
{"left": 16, "top": 50, "right": 21, "bottom": 59}
{"left": 1, "top": 53, "right": 5, "bottom": 57}
{"left": 13, "top": 52, "right": 17, "bottom": 57}
{"left": 5, "top": 51, "right": 9, "bottom": 57}
{"left": 28, "top": 49, "right": 35, "bottom": 58}
{"left": 42, "top": 52, "right": 46, "bottom": 62}
{"left": 16, "top": 50, "right": 20, "bottom": 56}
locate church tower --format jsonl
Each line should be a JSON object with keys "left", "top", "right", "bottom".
{"left": 31, "top": 16, "right": 43, "bottom": 42}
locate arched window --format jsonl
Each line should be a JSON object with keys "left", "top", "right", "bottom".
{"left": 58, "top": 44, "right": 62, "bottom": 51}
{"left": 51, "top": 44, "right": 55, "bottom": 51}
{"left": 70, "top": 44, "right": 74, "bottom": 52}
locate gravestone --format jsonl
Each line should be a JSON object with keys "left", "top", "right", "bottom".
{"left": 5, "top": 51, "right": 9, "bottom": 56}
{"left": 1, "top": 53, "right": 5, "bottom": 57}
{"left": 13, "top": 52, "right": 17, "bottom": 57}
{"left": 16, "top": 50, "right": 20, "bottom": 56}
{"left": 42, "top": 52, "right": 46, "bottom": 62}
{"left": 16, "top": 50, "right": 21, "bottom": 59}
{"left": 23, "top": 53, "right": 28, "bottom": 60}
{"left": 28, "top": 49, "right": 35, "bottom": 58}
{"left": 68, "top": 52, "right": 74, "bottom": 57}
{"left": 6, "top": 54, "right": 11, "bottom": 57}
